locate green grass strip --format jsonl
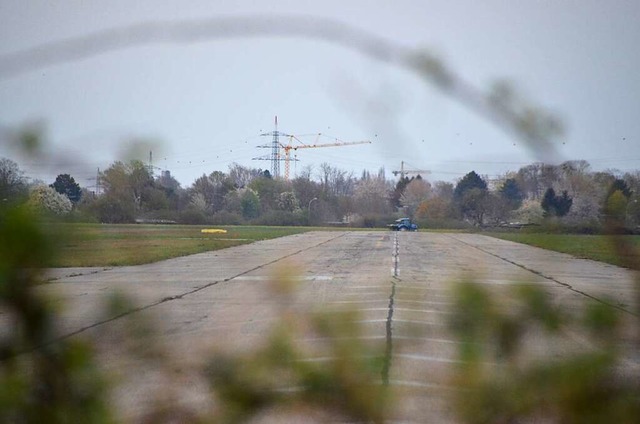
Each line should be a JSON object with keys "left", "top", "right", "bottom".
{"left": 489, "top": 233, "right": 640, "bottom": 268}
{"left": 44, "top": 224, "right": 312, "bottom": 267}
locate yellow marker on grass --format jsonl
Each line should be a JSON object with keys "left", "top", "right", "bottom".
{"left": 201, "top": 229, "right": 227, "bottom": 234}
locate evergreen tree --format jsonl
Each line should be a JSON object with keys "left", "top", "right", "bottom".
{"left": 240, "top": 189, "right": 261, "bottom": 219}
{"left": 541, "top": 188, "right": 557, "bottom": 217}
{"left": 51, "top": 173, "right": 82, "bottom": 203}
{"left": 499, "top": 178, "right": 524, "bottom": 210}
{"left": 541, "top": 188, "right": 572, "bottom": 217}
{"left": 453, "top": 171, "right": 487, "bottom": 201}
{"left": 391, "top": 176, "right": 412, "bottom": 209}
{"left": 453, "top": 171, "right": 489, "bottom": 225}
{"left": 556, "top": 190, "right": 573, "bottom": 217}
{"left": 607, "top": 178, "right": 632, "bottom": 199}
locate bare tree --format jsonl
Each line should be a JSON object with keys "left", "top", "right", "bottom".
{"left": 318, "top": 163, "right": 355, "bottom": 197}
{"left": 400, "top": 178, "right": 432, "bottom": 217}
{"left": 354, "top": 173, "right": 391, "bottom": 215}
{"left": 228, "top": 163, "right": 261, "bottom": 188}
{"left": 0, "top": 157, "right": 28, "bottom": 202}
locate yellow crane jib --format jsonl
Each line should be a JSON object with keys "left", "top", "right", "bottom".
{"left": 280, "top": 136, "right": 372, "bottom": 180}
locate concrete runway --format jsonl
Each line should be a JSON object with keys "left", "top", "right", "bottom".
{"left": 40, "top": 231, "right": 639, "bottom": 422}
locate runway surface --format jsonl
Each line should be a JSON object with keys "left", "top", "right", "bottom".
{"left": 38, "top": 231, "right": 639, "bottom": 422}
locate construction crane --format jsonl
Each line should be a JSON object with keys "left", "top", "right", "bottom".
{"left": 392, "top": 161, "right": 431, "bottom": 179}
{"left": 280, "top": 134, "right": 371, "bottom": 180}
{"left": 253, "top": 117, "right": 371, "bottom": 180}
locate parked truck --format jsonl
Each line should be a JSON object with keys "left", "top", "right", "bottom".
{"left": 387, "top": 218, "right": 418, "bottom": 231}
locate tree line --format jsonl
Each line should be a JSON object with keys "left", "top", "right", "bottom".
{"left": 2, "top": 157, "right": 639, "bottom": 231}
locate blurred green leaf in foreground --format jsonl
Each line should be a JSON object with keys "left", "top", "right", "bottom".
{"left": 0, "top": 204, "right": 113, "bottom": 424}
{"left": 205, "top": 266, "right": 391, "bottom": 423}
{"left": 449, "top": 278, "right": 640, "bottom": 424}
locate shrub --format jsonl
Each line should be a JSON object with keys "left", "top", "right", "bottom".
{"left": 140, "top": 209, "right": 179, "bottom": 222}
{"left": 415, "top": 218, "right": 475, "bottom": 230}
{"left": 95, "top": 195, "right": 135, "bottom": 223}
{"left": 252, "top": 210, "right": 304, "bottom": 226}
{"left": 520, "top": 220, "right": 603, "bottom": 235}
{"left": 178, "top": 208, "right": 210, "bottom": 225}
{"left": 513, "top": 199, "right": 545, "bottom": 224}
{"left": 61, "top": 209, "right": 99, "bottom": 223}
{"left": 27, "top": 185, "right": 72, "bottom": 216}
{"left": 210, "top": 211, "right": 244, "bottom": 225}
{"left": 357, "top": 214, "right": 397, "bottom": 228}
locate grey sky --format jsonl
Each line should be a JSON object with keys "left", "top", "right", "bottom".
{"left": 1, "top": 0, "right": 638, "bottom": 188}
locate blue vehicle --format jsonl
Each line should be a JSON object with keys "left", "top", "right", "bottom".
{"left": 388, "top": 218, "right": 418, "bottom": 231}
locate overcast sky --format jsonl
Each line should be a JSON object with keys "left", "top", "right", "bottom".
{"left": 1, "top": 0, "right": 639, "bottom": 189}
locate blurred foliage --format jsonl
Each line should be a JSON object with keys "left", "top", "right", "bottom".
{"left": 1, "top": 202, "right": 391, "bottom": 422}
{"left": 205, "top": 268, "right": 391, "bottom": 423}
{"left": 448, "top": 279, "right": 639, "bottom": 423}
{"left": 9, "top": 121, "right": 46, "bottom": 155}
{"left": 4, "top": 192, "right": 638, "bottom": 423}
{"left": 0, "top": 205, "right": 112, "bottom": 423}
{"left": 451, "top": 206, "right": 640, "bottom": 422}
{"left": 1, "top": 17, "right": 640, "bottom": 423}
{"left": 605, "top": 190, "right": 629, "bottom": 228}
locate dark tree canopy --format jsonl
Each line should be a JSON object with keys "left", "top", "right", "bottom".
{"left": 453, "top": 172, "right": 489, "bottom": 225}
{"left": 51, "top": 173, "right": 82, "bottom": 203}
{"left": 500, "top": 178, "right": 525, "bottom": 210}
{"left": 541, "top": 188, "right": 557, "bottom": 217}
{"left": 541, "top": 188, "right": 572, "bottom": 217}
{"left": 240, "top": 190, "right": 260, "bottom": 219}
{"left": 391, "top": 176, "right": 412, "bottom": 209}
{"left": 556, "top": 191, "right": 573, "bottom": 217}
{"left": 459, "top": 188, "right": 489, "bottom": 225}
{"left": 607, "top": 179, "right": 632, "bottom": 199}
{"left": 454, "top": 171, "right": 488, "bottom": 200}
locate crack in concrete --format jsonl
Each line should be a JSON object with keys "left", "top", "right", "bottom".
{"left": 46, "top": 267, "right": 112, "bottom": 282}
{"left": 392, "top": 232, "right": 399, "bottom": 278}
{"left": 382, "top": 276, "right": 397, "bottom": 386}
{"left": 446, "top": 235, "right": 638, "bottom": 318}
{"left": 382, "top": 232, "right": 400, "bottom": 386}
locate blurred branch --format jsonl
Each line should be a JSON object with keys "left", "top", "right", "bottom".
{"left": 0, "top": 15, "right": 560, "bottom": 159}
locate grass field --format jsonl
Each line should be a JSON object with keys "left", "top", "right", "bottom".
{"left": 45, "top": 224, "right": 312, "bottom": 267}
{"left": 489, "top": 233, "right": 640, "bottom": 268}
